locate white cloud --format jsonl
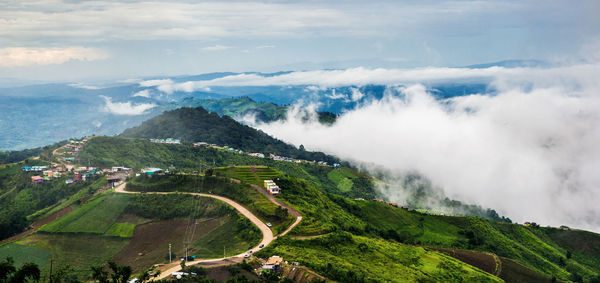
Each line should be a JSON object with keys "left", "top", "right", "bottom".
{"left": 139, "top": 79, "right": 173, "bottom": 87}
{"left": 69, "top": 83, "right": 102, "bottom": 90}
{"left": 132, "top": 89, "right": 151, "bottom": 98}
{"left": 101, "top": 96, "right": 156, "bottom": 115}
{"left": 201, "top": 45, "right": 232, "bottom": 51}
{"left": 248, "top": 64, "right": 600, "bottom": 232}
{"left": 145, "top": 64, "right": 600, "bottom": 95}
{"left": 0, "top": 47, "right": 108, "bottom": 67}
{"left": 256, "top": 45, "right": 276, "bottom": 49}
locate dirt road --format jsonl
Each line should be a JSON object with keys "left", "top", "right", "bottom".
{"left": 114, "top": 183, "right": 282, "bottom": 280}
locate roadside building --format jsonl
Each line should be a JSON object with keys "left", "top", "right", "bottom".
{"left": 262, "top": 256, "right": 283, "bottom": 275}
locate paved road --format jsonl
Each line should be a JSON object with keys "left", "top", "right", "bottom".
{"left": 113, "top": 182, "right": 301, "bottom": 280}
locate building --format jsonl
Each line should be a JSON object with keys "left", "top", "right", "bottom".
{"left": 249, "top": 153, "right": 265, "bottom": 158}
{"left": 31, "top": 176, "right": 44, "bottom": 183}
{"left": 262, "top": 256, "right": 283, "bottom": 275}
{"left": 193, "top": 142, "right": 208, "bottom": 147}
{"left": 111, "top": 166, "right": 131, "bottom": 172}
{"left": 150, "top": 138, "right": 181, "bottom": 144}
{"left": 264, "top": 180, "right": 281, "bottom": 195}
{"left": 144, "top": 168, "right": 163, "bottom": 175}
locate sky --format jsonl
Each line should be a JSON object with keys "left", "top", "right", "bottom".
{"left": 0, "top": 0, "right": 599, "bottom": 81}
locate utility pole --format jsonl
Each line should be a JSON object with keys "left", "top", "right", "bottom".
{"left": 223, "top": 246, "right": 225, "bottom": 258}
{"left": 49, "top": 258, "right": 53, "bottom": 283}
{"left": 169, "top": 243, "right": 172, "bottom": 263}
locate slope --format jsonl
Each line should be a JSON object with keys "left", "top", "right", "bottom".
{"left": 119, "top": 107, "right": 339, "bottom": 164}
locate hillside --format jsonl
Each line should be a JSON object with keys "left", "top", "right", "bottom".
{"left": 120, "top": 107, "right": 340, "bottom": 164}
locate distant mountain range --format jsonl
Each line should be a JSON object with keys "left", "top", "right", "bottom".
{"left": 0, "top": 60, "right": 544, "bottom": 151}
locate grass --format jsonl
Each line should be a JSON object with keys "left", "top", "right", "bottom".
{"left": 127, "top": 174, "right": 295, "bottom": 235}
{"left": 192, "top": 215, "right": 260, "bottom": 258}
{"left": 0, "top": 243, "right": 51, "bottom": 269}
{"left": 40, "top": 192, "right": 131, "bottom": 234}
{"left": 105, "top": 222, "right": 136, "bottom": 238}
{"left": 327, "top": 168, "right": 357, "bottom": 192}
{"left": 257, "top": 232, "right": 501, "bottom": 282}
{"left": 27, "top": 176, "right": 106, "bottom": 221}
{"left": 16, "top": 233, "right": 129, "bottom": 279}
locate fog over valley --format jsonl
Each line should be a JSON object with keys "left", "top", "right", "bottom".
{"left": 249, "top": 64, "right": 600, "bottom": 232}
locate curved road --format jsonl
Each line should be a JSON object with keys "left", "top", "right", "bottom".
{"left": 113, "top": 183, "right": 301, "bottom": 280}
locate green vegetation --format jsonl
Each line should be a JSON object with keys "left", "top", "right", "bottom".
{"left": 0, "top": 147, "right": 43, "bottom": 164}
{"left": 257, "top": 231, "right": 501, "bottom": 282}
{"left": 119, "top": 107, "right": 340, "bottom": 164}
{"left": 180, "top": 96, "right": 287, "bottom": 122}
{"left": 40, "top": 192, "right": 131, "bottom": 234}
{"left": 0, "top": 162, "right": 104, "bottom": 240}
{"left": 125, "top": 193, "right": 233, "bottom": 220}
{"left": 127, "top": 174, "right": 295, "bottom": 234}
{"left": 0, "top": 243, "right": 50, "bottom": 269}
{"left": 16, "top": 233, "right": 129, "bottom": 279}
{"left": 192, "top": 215, "right": 261, "bottom": 258}
{"left": 213, "top": 166, "right": 280, "bottom": 185}
{"left": 105, "top": 223, "right": 136, "bottom": 238}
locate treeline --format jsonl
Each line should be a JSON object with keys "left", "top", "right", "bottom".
{"left": 0, "top": 147, "right": 43, "bottom": 164}
{"left": 0, "top": 164, "right": 105, "bottom": 240}
{"left": 126, "top": 174, "right": 255, "bottom": 205}
{"left": 119, "top": 107, "right": 340, "bottom": 164}
{"left": 125, "top": 194, "right": 234, "bottom": 220}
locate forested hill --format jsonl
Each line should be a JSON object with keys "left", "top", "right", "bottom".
{"left": 120, "top": 107, "right": 340, "bottom": 164}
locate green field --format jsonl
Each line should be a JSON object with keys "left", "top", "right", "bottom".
{"left": 127, "top": 174, "right": 295, "bottom": 235}
{"left": 0, "top": 243, "right": 51, "bottom": 269}
{"left": 40, "top": 192, "right": 131, "bottom": 234}
{"left": 258, "top": 232, "right": 501, "bottom": 282}
{"left": 16, "top": 233, "right": 129, "bottom": 279}
{"left": 192, "top": 215, "right": 261, "bottom": 258}
{"left": 105, "top": 222, "right": 136, "bottom": 238}
{"left": 327, "top": 168, "right": 358, "bottom": 192}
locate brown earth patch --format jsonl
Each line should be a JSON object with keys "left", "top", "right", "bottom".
{"left": 204, "top": 265, "right": 260, "bottom": 281}
{"left": 429, "top": 247, "right": 497, "bottom": 275}
{"left": 112, "top": 217, "right": 222, "bottom": 272}
{"left": 0, "top": 205, "right": 74, "bottom": 246}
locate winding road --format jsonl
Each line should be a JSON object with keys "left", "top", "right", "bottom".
{"left": 113, "top": 182, "right": 302, "bottom": 280}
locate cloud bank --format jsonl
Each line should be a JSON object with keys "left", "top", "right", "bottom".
{"left": 251, "top": 64, "right": 600, "bottom": 232}
{"left": 142, "top": 64, "right": 600, "bottom": 94}
{"left": 0, "top": 47, "right": 108, "bottom": 67}
{"left": 101, "top": 96, "right": 156, "bottom": 115}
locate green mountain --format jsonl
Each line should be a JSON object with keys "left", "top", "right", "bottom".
{"left": 120, "top": 106, "right": 339, "bottom": 164}
{"left": 1, "top": 107, "right": 600, "bottom": 282}
{"left": 179, "top": 96, "right": 337, "bottom": 124}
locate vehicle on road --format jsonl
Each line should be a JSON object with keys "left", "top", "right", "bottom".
{"left": 259, "top": 244, "right": 264, "bottom": 248}
{"left": 266, "top": 222, "right": 272, "bottom": 227}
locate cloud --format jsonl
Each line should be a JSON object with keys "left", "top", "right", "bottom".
{"left": 101, "top": 96, "right": 156, "bottom": 115}
{"left": 69, "top": 83, "right": 102, "bottom": 90}
{"left": 249, "top": 64, "right": 600, "bottom": 232}
{"left": 201, "top": 45, "right": 232, "bottom": 51}
{"left": 139, "top": 79, "right": 173, "bottom": 87}
{"left": 132, "top": 89, "right": 151, "bottom": 98}
{"left": 145, "top": 64, "right": 600, "bottom": 95}
{"left": 0, "top": 47, "right": 108, "bottom": 67}
{"left": 256, "top": 45, "right": 276, "bottom": 49}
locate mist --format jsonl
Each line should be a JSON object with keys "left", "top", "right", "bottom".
{"left": 251, "top": 65, "right": 600, "bottom": 232}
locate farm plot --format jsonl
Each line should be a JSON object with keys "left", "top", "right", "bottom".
{"left": 40, "top": 192, "right": 131, "bottom": 234}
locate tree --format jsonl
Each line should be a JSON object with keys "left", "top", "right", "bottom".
{"left": 90, "top": 265, "right": 108, "bottom": 283}
{"left": 0, "top": 258, "right": 41, "bottom": 283}
{"left": 0, "top": 257, "right": 16, "bottom": 280}
{"left": 10, "top": 262, "right": 40, "bottom": 283}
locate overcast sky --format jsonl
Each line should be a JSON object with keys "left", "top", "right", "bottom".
{"left": 0, "top": 0, "right": 598, "bottom": 81}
